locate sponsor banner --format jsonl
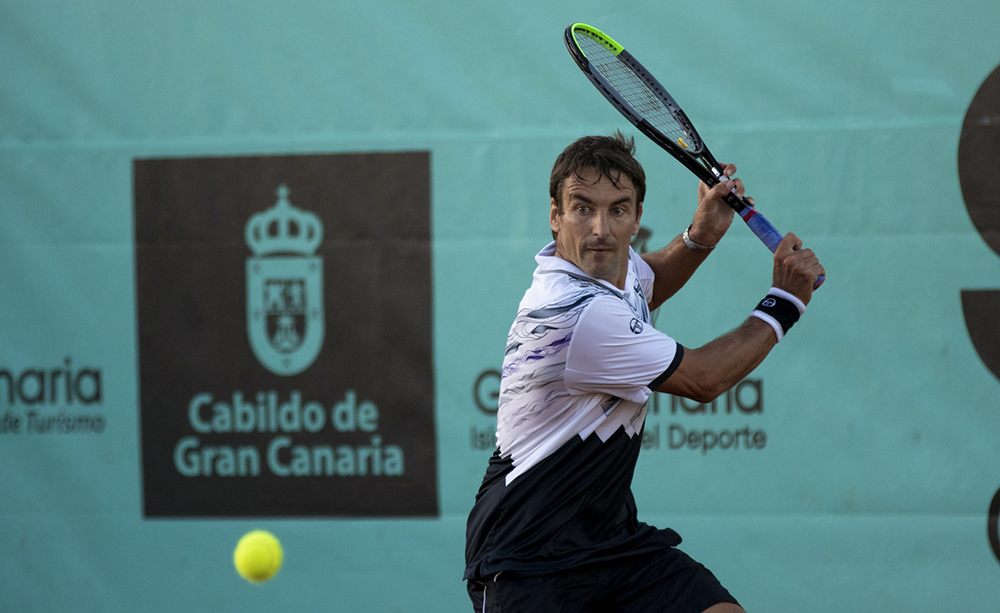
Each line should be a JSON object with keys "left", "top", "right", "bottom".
{"left": 133, "top": 152, "right": 437, "bottom": 517}
{"left": 0, "top": 358, "right": 105, "bottom": 435}
{"left": 958, "top": 62, "right": 1000, "bottom": 384}
{"left": 958, "top": 63, "right": 1000, "bottom": 563}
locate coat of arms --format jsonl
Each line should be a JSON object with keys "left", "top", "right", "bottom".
{"left": 245, "top": 185, "right": 325, "bottom": 376}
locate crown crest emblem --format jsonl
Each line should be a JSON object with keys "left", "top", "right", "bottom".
{"left": 245, "top": 184, "right": 323, "bottom": 256}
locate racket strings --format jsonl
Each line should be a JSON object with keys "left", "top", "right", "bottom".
{"left": 575, "top": 33, "right": 698, "bottom": 149}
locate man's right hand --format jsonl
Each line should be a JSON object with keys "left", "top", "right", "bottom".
{"left": 772, "top": 233, "right": 825, "bottom": 306}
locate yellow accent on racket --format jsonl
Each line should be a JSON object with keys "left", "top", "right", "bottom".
{"left": 570, "top": 23, "right": 624, "bottom": 57}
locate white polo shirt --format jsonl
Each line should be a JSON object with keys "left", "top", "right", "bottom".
{"left": 465, "top": 242, "right": 685, "bottom": 580}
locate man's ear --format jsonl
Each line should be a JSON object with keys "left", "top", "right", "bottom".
{"left": 632, "top": 201, "right": 643, "bottom": 236}
{"left": 549, "top": 197, "right": 560, "bottom": 233}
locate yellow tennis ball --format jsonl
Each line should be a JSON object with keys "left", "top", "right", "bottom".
{"left": 233, "top": 530, "right": 283, "bottom": 583}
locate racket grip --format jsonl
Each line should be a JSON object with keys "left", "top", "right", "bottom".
{"left": 741, "top": 208, "right": 783, "bottom": 253}
{"left": 744, "top": 207, "right": 825, "bottom": 289}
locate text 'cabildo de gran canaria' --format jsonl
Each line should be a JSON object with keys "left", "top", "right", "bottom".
{"left": 174, "top": 389, "right": 405, "bottom": 478}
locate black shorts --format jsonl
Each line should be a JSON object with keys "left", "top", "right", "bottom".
{"left": 466, "top": 547, "right": 738, "bottom": 613}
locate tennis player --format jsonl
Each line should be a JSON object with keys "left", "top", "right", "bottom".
{"left": 464, "top": 132, "right": 824, "bottom": 613}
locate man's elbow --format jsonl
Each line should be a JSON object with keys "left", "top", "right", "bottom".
{"left": 685, "top": 382, "right": 727, "bottom": 404}
{"left": 663, "top": 373, "right": 728, "bottom": 404}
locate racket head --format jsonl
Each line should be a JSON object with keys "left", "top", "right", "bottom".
{"left": 565, "top": 23, "right": 712, "bottom": 181}
{"left": 565, "top": 23, "right": 821, "bottom": 288}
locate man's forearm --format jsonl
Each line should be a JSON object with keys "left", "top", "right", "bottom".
{"left": 656, "top": 317, "right": 777, "bottom": 403}
{"left": 640, "top": 233, "right": 712, "bottom": 311}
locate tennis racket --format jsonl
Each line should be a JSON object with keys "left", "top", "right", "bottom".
{"left": 565, "top": 22, "right": 824, "bottom": 288}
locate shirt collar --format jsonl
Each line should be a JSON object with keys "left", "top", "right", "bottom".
{"left": 534, "top": 241, "right": 636, "bottom": 297}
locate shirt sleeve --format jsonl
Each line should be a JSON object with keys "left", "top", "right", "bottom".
{"left": 563, "top": 295, "right": 680, "bottom": 404}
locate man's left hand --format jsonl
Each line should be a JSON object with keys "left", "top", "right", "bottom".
{"left": 689, "top": 163, "right": 741, "bottom": 247}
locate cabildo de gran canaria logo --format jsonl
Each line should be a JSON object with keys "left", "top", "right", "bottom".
{"left": 245, "top": 185, "right": 325, "bottom": 376}
{"left": 135, "top": 151, "right": 437, "bottom": 518}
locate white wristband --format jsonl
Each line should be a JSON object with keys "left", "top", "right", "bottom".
{"left": 749, "top": 288, "right": 806, "bottom": 342}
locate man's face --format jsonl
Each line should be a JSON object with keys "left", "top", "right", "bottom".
{"left": 550, "top": 168, "right": 642, "bottom": 289}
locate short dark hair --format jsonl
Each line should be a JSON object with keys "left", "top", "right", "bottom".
{"left": 549, "top": 131, "right": 646, "bottom": 213}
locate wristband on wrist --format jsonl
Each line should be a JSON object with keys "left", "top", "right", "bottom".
{"left": 682, "top": 225, "right": 715, "bottom": 251}
{"left": 750, "top": 287, "right": 806, "bottom": 342}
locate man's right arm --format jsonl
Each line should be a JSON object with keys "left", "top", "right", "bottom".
{"left": 655, "top": 232, "right": 825, "bottom": 402}
{"left": 656, "top": 317, "right": 776, "bottom": 402}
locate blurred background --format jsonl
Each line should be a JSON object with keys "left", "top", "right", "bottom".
{"left": 2, "top": 1, "right": 999, "bottom": 611}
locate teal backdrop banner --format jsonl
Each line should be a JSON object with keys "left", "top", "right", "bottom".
{"left": 2, "top": 1, "right": 999, "bottom": 611}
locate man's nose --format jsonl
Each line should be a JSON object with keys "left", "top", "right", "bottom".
{"left": 591, "top": 211, "right": 610, "bottom": 237}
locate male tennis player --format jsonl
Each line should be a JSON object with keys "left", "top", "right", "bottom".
{"left": 464, "top": 133, "right": 824, "bottom": 613}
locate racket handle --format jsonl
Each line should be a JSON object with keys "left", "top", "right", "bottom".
{"left": 740, "top": 207, "right": 783, "bottom": 252}
{"left": 737, "top": 200, "right": 826, "bottom": 289}
{"left": 720, "top": 191, "right": 782, "bottom": 251}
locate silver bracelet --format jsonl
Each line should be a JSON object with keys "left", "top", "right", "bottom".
{"left": 682, "top": 225, "right": 715, "bottom": 251}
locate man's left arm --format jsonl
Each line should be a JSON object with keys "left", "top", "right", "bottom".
{"left": 640, "top": 163, "right": 744, "bottom": 311}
